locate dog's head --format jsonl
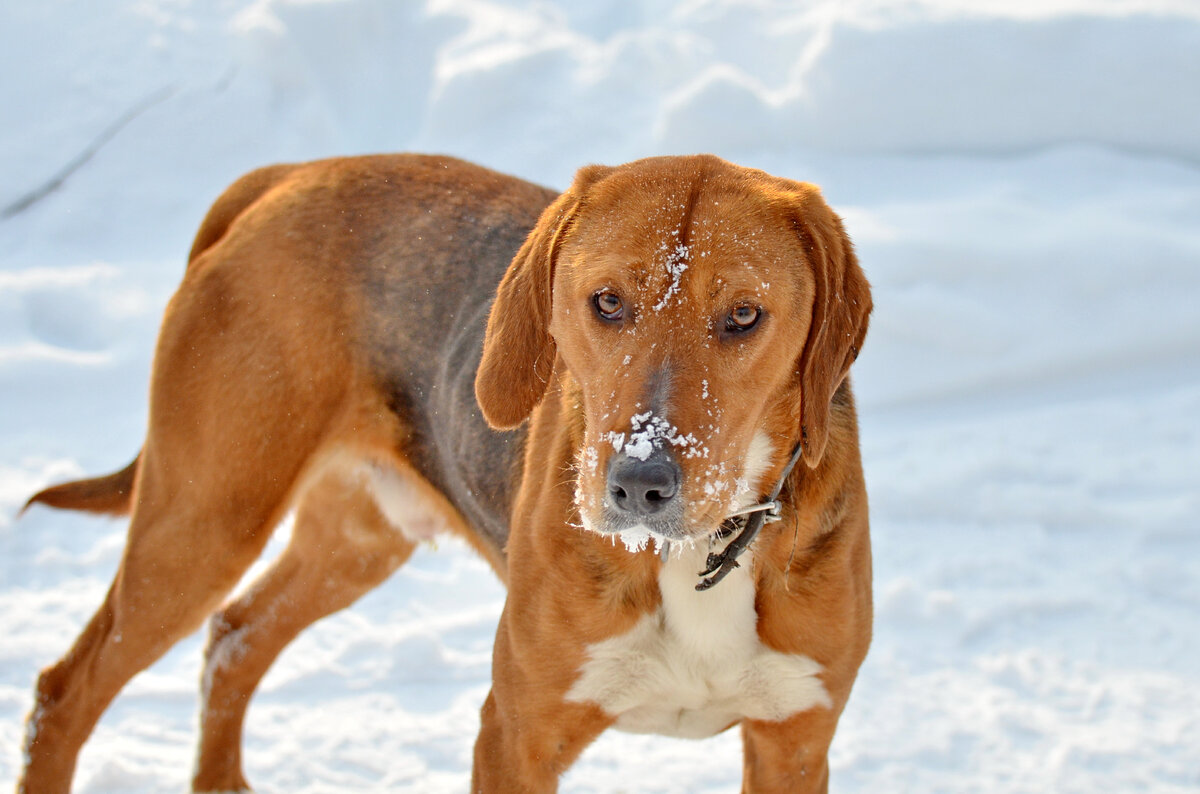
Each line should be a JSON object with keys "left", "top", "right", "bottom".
{"left": 476, "top": 155, "right": 870, "bottom": 547}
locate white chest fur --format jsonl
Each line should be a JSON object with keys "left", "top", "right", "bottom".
{"left": 565, "top": 543, "right": 832, "bottom": 738}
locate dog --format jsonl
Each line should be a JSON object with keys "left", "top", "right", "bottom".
{"left": 19, "top": 153, "right": 872, "bottom": 793}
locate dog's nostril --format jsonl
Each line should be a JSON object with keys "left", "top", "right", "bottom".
{"left": 645, "top": 486, "right": 673, "bottom": 503}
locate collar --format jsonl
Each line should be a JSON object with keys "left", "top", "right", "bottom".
{"left": 693, "top": 441, "right": 805, "bottom": 591}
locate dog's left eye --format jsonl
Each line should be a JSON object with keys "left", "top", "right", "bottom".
{"left": 593, "top": 290, "right": 625, "bottom": 322}
{"left": 725, "top": 304, "right": 761, "bottom": 332}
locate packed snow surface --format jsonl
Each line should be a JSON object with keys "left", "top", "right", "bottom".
{"left": 2, "top": 1, "right": 1198, "bottom": 791}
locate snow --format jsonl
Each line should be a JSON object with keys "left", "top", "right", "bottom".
{"left": 2, "top": 0, "right": 1198, "bottom": 791}
{"left": 651, "top": 234, "right": 691, "bottom": 312}
{"left": 622, "top": 412, "right": 701, "bottom": 461}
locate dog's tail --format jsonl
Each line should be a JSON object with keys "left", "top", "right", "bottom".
{"left": 22, "top": 454, "right": 140, "bottom": 517}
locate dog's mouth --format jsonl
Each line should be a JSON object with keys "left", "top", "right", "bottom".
{"left": 586, "top": 507, "right": 688, "bottom": 554}
{"left": 574, "top": 423, "right": 779, "bottom": 554}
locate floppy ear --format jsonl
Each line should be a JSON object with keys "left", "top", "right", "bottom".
{"left": 475, "top": 165, "right": 613, "bottom": 429}
{"left": 791, "top": 184, "right": 872, "bottom": 468}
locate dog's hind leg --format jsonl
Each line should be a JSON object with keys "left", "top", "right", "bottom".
{"left": 19, "top": 251, "right": 358, "bottom": 793}
{"left": 192, "top": 454, "right": 417, "bottom": 793}
{"left": 18, "top": 445, "right": 301, "bottom": 794}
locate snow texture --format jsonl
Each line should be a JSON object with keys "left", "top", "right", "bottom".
{"left": 2, "top": 1, "right": 1199, "bottom": 792}
{"left": 651, "top": 232, "right": 691, "bottom": 311}
{"left": 622, "top": 412, "right": 702, "bottom": 462}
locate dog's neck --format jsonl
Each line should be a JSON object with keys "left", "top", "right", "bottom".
{"left": 689, "top": 441, "right": 805, "bottom": 591}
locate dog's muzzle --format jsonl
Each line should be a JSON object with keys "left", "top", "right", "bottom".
{"left": 598, "top": 442, "right": 804, "bottom": 592}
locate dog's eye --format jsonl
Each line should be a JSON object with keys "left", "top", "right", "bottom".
{"left": 725, "top": 304, "right": 761, "bottom": 332}
{"left": 593, "top": 290, "right": 624, "bottom": 322}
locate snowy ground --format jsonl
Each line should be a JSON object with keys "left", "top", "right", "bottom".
{"left": 2, "top": 1, "right": 1199, "bottom": 791}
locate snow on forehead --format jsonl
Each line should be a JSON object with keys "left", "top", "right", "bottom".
{"left": 563, "top": 177, "right": 800, "bottom": 309}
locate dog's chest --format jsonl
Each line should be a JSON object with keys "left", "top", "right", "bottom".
{"left": 565, "top": 545, "right": 831, "bottom": 739}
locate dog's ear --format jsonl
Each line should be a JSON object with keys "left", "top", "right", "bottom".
{"left": 790, "top": 184, "right": 872, "bottom": 468}
{"left": 476, "top": 165, "right": 613, "bottom": 429}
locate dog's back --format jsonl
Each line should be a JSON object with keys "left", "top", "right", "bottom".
{"left": 29, "top": 154, "right": 552, "bottom": 554}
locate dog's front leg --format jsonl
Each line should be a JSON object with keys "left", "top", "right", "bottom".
{"left": 471, "top": 606, "right": 613, "bottom": 793}
{"left": 472, "top": 689, "right": 607, "bottom": 793}
{"left": 739, "top": 711, "right": 842, "bottom": 794}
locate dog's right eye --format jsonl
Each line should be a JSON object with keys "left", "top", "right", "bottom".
{"left": 593, "top": 290, "right": 624, "bottom": 322}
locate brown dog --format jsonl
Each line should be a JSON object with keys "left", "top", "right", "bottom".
{"left": 19, "top": 153, "right": 872, "bottom": 793}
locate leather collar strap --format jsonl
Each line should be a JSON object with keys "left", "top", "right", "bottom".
{"left": 694, "top": 441, "right": 805, "bottom": 591}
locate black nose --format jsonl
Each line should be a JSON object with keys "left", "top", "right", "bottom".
{"left": 607, "top": 451, "right": 681, "bottom": 516}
